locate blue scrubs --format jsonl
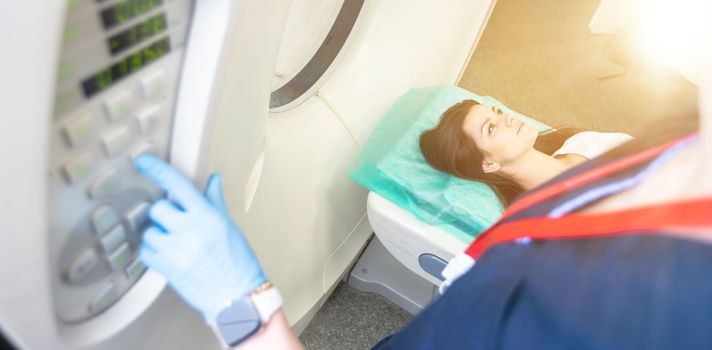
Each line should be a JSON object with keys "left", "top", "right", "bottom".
{"left": 374, "top": 235, "right": 712, "bottom": 349}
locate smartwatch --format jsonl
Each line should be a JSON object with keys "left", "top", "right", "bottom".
{"left": 213, "top": 281, "right": 283, "bottom": 347}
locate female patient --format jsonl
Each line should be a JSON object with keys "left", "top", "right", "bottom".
{"left": 419, "top": 99, "right": 632, "bottom": 206}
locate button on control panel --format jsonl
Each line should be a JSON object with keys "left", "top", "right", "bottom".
{"left": 66, "top": 248, "right": 99, "bottom": 283}
{"left": 63, "top": 152, "right": 97, "bottom": 184}
{"left": 140, "top": 69, "right": 167, "bottom": 100}
{"left": 102, "top": 126, "right": 132, "bottom": 157}
{"left": 101, "top": 225, "right": 127, "bottom": 253}
{"left": 63, "top": 113, "right": 97, "bottom": 148}
{"left": 89, "top": 168, "right": 121, "bottom": 198}
{"left": 136, "top": 104, "right": 162, "bottom": 134}
{"left": 126, "top": 259, "right": 146, "bottom": 280}
{"left": 104, "top": 90, "right": 135, "bottom": 121}
{"left": 92, "top": 205, "right": 121, "bottom": 235}
{"left": 126, "top": 201, "right": 151, "bottom": 232}
{"left": 108, "top": 243, "right": 132, "bottom": 270}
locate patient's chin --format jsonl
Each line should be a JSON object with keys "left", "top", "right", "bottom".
{"left": 525, "top": 126, "right": 537, "bottom": 144}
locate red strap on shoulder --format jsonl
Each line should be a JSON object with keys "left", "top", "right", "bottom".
{"left": 465, "top": 198, "right": 712, "bottom": 259}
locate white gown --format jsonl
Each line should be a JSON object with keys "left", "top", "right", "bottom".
{"left": 552, "top": 131, "right": 634, "bottom": 159}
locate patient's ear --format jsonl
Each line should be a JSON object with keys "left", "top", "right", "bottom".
{"left": 482, "top": 159, "right": 500, "bottom": 173}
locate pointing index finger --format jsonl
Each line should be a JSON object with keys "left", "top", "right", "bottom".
{"left": 134, "top": 154, "right": 204, "bottom": 211}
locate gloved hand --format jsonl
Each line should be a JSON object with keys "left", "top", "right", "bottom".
{"left": 135, "top": 154, "right": 267, "bottom": 324}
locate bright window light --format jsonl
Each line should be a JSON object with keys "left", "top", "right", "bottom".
{"left": 631, "top": 0, "right": 711, "bottom": 77}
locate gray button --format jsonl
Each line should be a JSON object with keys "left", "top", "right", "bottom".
{"left": 101, "top": 225, "right": 127, "bottom": 253}
{"left": 125, "top": 201, "right": 150, "bottom": 232}
{"left": 92, "top": 205, "right": 121, "bottom": 235}
{"left": 104, "top": 90, "right": 135, "bottom": 121}
{"left": 66, "top": 248, "right": 99, "bottom": 283}
{"left": 89, "top": 168, "right": 121, "bottom": 198}
{"left": 63, "top": 152, "right": 96, "bottom": 184}
{"left": 108, "top": 243, "right": 132, "bottom": 270}
{"left": 63, "top": 113, "right": 96, "bottom": 148}
{"left": 135, "top": 104, "right": 161, "bottom": 134}
{"left": 140, "top": 69, "right": 166, "bottom": 99}
{"left": 126, "top": 259, "right": 146, "bottom": 280}
{"left": 89, "top": 283, "right": 116, "bottom": 312}
{"left": 102, "top": 126, "right": 131, "bottom": 156}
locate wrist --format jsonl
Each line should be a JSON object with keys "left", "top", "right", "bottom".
{"left": 200, "top": 270, "right": 267, "bottom": 323}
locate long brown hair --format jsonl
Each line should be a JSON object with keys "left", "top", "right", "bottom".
{"left": 419, "top": 99, "right": 579, "bottom": 206}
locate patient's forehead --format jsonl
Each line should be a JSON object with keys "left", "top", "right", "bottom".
{"left": 463, "top": 104, "right": 492, "bottom": 132}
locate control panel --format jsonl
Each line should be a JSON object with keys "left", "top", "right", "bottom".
{"left": 50, "top": 0, "right": 193, "bottom": 322}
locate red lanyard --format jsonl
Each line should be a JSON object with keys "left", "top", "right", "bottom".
{"left": 464, "top": 135, "right": 708, "bottom": 261}
{"left": 464, "top": 198, "right": 712, "bottom": 259}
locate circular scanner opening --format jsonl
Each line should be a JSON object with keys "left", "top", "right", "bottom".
{"left": 270, "top": 0, "right": 365, "bottom": 110}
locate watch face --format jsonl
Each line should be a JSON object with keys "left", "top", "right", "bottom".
{"left": 216, "top": 298, "right": 261, "bottom": 346}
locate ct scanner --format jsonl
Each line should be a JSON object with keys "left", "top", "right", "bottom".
{"left": 0, "top": 0, "right": 495, "bottom": 348}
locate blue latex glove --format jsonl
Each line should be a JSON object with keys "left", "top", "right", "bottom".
{"left": 135, "top": 154, "right": 267, "bottom": 323}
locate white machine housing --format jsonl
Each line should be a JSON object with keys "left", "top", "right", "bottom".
{"left": 0, "top": 0, "right": 495, "bottom": 348}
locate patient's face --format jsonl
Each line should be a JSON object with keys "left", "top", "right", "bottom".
{"left": 462, "top": 104, "right": 537, "bottom": 165}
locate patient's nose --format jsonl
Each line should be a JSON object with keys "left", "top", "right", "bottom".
{"left": 505, "top": 113, "right": 514, "bottom": 126}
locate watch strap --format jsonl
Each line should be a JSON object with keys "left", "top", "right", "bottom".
{"left": 251, "top": 285, "right": 282, "bottom": 323}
